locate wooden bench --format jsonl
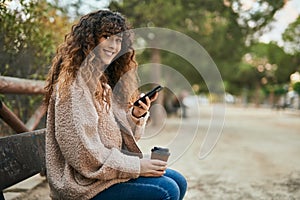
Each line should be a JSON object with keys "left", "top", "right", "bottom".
{"left": 0, "top": 129, "right": 46, "bottom": 200}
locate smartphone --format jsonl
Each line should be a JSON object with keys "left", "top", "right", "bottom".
{"left": 133, "top": 85, "right": 163, "bottom": 106}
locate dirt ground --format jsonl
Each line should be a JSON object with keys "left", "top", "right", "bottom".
{"left": 16, "top": 105, "right": 300, "bottom": 200}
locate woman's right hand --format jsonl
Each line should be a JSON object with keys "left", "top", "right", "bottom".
{"left": 139, "top": 158, "right": 167, "bottom": 177}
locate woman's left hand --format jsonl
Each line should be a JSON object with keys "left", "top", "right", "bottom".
{"left": 132, "top": 92, "right": 158, "bottom": 118}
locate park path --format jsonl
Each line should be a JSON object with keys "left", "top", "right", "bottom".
{"left": 139, "top": 105, "right": 300, "bottom": 199}
{"left": 6, "top": 105, "right": 300, "bottom": 199}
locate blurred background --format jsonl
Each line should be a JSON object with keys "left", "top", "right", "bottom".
{"left": 0, "top": 0, "right": 299, "bottom": 132}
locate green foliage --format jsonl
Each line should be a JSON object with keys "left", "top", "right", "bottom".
{"left": 230, "top": 41, "right": 296, "bottom": 102}
{"left": 0, "top": 0, "right": 70, "bottom": 78}
{"left": 231, "top": 0, "right": 285, "bottom": 32}
{"left": 274, "top": 84, "right": 287, "bottom": 96}
{"left": 293, "top": 82, "right": 300, "bottom": 95}
{"left": 109, "top": 0, "right": 285, "bottom": 100}
{"left": 293, "top": 81, "right": 300, "bottom": 109}
{"left": 250, "top": 43, "right": 295, "bottom": 83}
{"left": 0, "top": 0, "right": 71, "bottom": 134}
{"left": 283, "top": 16, "right": 300, "bottom": 54}
{"left": 235, "top": 62, "right": 260, "bottom": 86}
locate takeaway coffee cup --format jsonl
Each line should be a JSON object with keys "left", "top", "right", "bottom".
{"left": 150, "top": 147, "right": 170, "bottom": 162}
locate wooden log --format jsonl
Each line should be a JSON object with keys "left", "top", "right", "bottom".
{"left": 0, "top": 100, "right": 29, "bottom": 133}
{"left": 0, "top": 76, "right": 45, "bottom": 94}
{"left": 25, "top": 105, "right": 46, "bottom": 131}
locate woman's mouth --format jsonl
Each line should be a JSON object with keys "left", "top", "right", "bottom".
{"left": 103, "top": 49, "right": 114, "bottom": 57}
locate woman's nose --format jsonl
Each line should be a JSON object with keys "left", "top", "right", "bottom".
{"left": 108, "top": 38, "right": 118, "bottom": 49}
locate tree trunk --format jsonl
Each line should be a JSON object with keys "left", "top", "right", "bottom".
{"left": 254, "top": 83, "right": 261, "bottom": 108}
{"left": 150, "top": 48, "right": 164, "bottom": 126}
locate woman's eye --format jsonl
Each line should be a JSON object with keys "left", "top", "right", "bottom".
{"left": 117, "top": 38, "right": 122, "bottom": 43}
{"left": 103, "top": 35, "right": 110, "bottom": 39}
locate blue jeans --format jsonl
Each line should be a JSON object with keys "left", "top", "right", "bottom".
{"left": 91, "top": 168, "right": 187, "bottom": 200}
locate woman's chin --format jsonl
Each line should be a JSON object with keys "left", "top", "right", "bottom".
{"left": 102, "top": 58, "right": 114, "bottom": 65}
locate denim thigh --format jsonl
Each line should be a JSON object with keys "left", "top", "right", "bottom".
{"left": 91, "top": 169, "right": 187, "bottom": 200}
{"left": 164, "top": 168, "right": 187, "bottom": 200}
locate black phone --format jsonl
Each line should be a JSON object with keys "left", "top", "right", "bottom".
{"left": 133, "top": 85, "right": 163, "bottom": 106}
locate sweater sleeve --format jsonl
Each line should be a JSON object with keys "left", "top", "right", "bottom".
{"left": 126, "top": 107, "right": 149, "bottom": 141}
{"left": 54, "top": 84, "right": 140, "bottom": 181}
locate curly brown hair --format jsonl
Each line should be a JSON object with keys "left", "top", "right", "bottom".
{"left": 44, "top": 10, "right": 139, "bottom": 109}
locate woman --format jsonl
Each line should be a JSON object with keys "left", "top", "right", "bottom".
{"left": 44, "top": 10, "right": 187, "bottom": 200}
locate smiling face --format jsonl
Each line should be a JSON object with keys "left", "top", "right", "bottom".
{"left": 98, "top": 34, "right": 123, "bottom": 65}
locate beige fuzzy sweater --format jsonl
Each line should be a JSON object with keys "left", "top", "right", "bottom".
{"left": 46, "top": 75, "right": 149, "bottom": 200}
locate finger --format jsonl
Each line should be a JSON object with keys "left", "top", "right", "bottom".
{"left": 150, "top": 161, "right": 167, "bottom": 172}
{"left": 141, "top": 171, "right": 164, "bottom": 177}
{"left": 151, "top": 92, "right": 159, "bottom": 101}
{"left": 149, "top": 170, "right": 165, "bottom": 177}
{"left": 157, "top": 164, "right": 167, "bottom": 171}
{"left": 151, "top": 159, "right": 167, "bottom": 166}
{"left": 145, "top": 96, "right": 151, "bottom": 106}
{"left": 137, "top": 100, "right": 149, "bottom": 110}
{"left": 133, "top": 100, "right": 145, "bottom": 109}
{"left": 155, "top": 165, "right": 167, "bottom": 172}
{"left": 153, "top": 170, "right": 165, "bottom": 176}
